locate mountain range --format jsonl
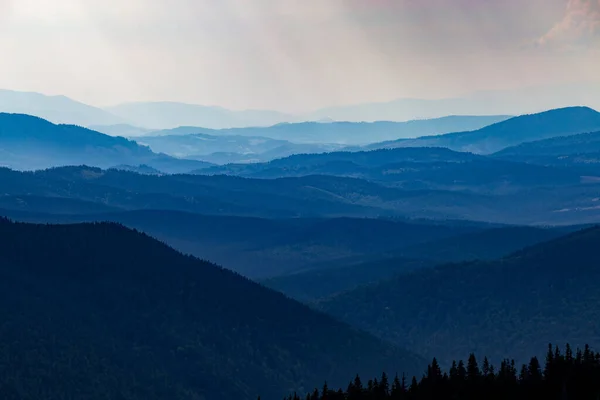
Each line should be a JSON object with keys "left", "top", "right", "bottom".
{"left": 307, "top": 83, "right": 600, "bottom": 122}
{"left": 0, "top": 89, "right": 124, "bottom": 126}
{"left": 135, "top": 132, "right": 345, "bottom": 164}
{"left": 366, "top": 107, "right": 600, "bottom": 154}
{"left": 147, "top": 116, "right": 511, "bottom": 145}
{"left": 0, "top": 113, "right": 212, "bottom": 173}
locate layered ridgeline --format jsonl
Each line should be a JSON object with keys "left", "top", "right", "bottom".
{"left": 318, "top": 226, "right": 600, "bottom": 365}
{"left": 0, "top": 89, "right": 124, "bottom": 126}
{"left": 144, "top": 115, "right": 510, "bottom": 145}
{"left": 0, "top": 208, "right": 487, "bottom": 278}
{"left": 366, "top": 107, "right": 600, "bottom": 154}
{"left": 494, "top": 130, "right": 600, "bottom": 174}
{"left": 0, "top": 219, "right": 423, "bottom": 400}
{"left": 195, "top": 147, "right": 582, "bottom": 193}
{"left": 135, "top": 132, "right": 344, "bottom": 165}
{"left": 0, "top": 162, "right": 599, "bottom": 226}
{"left": 0, "top": 113, "right": 211, "bottom": 173}
{"left": 262, "top": 226, "right": 572, "bottom": 301}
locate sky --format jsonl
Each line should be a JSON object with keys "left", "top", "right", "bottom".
{"left": 0, "top": 0, "right": 599, "bottom": 112}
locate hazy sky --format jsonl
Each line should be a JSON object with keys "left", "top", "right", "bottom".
{"left": 0, "top": 0, "right": 599, "bottom": 112}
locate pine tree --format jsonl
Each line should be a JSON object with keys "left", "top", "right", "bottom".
{"left": 467, "top": 354, "right": 481, "bottom": 381}
{"left": 529, "top": 357, "right": 543, "bottom": 382}
{"left": 380, "top": 372, "right": 390, "bottom": 396}
{"left": 482, "top": 357, "right": 490, "bottom": 377}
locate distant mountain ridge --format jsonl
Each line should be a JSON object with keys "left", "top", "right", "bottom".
{"left": 106, "top": 101, "right": 293, "bottom": 129}
{"left": 134, "top": 132, "right": 345, "bottom": 164}
{"left": 0, "top": 89, "right": 124, "bottom": 126}
{"left": 307, "top": 83, "right": 600, "bottom": 122}
{"left": 146, "top": 115, "right": 511, "bottom": 145}
{"left": 369, "top": 106, "right": 600, "bottom": 154}
{"left": 0, "top": 113, "right": 211, "bottom": 173}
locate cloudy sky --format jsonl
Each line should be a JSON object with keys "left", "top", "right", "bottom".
{"left": 0, "top": 0, "right": 598, "bottom": 112}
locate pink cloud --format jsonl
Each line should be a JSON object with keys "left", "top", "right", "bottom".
{"left": 538, "top": 0, "right": 600, "bottom": 46}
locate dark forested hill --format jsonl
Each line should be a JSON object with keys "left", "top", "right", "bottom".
{"left": 262, "top": 226, "right": 572, "bottom": 301}
{"left": 318, "top": 227, "right": 600, "bottom": 365}
{"left": 0, "top": 113, "right": 211, "bottom": 172}
{"left": 368, "top": 107, "right": 600, "bottom": 154}
{"left": 0, "top": 219, "right": 423, "bottom": 400}
{"left": 396, "top": 226, "right": 572, "bottom": 262}
{"left": 0, "top": 209, "right": 484, "bottom": 278}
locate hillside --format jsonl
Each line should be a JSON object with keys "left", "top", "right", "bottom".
{"left": 397, "top": 226, "right": 571, "bottom": 262}
{"left": 197, "top": 147, "right": 582, "bottom": 193}
{"left": 371, "top": 107, "right": 600, "bottom": 154}
{"left": 0, "top": 209, "right": 484, "bottom": 278}
{"left": 318, "top": 227, "right": 600, "bottom": 365}
{"left": 1, "top": 164, "right": 599, "bottom": 226}
{"left": 148, "top": 116, "right": 510, "bottom": 145}
{"left": 0, "top": 219, "right": 423, "bottom": 400}
{"left": 263, "top": 226, "right": 571, "bottom": 301}
{"left": 0, "top": 113, "right": 211, "bottom": 172}
{"left": 0, "top": 89, "right": 124, "bottom": 126}
{"left": 493, "top": 131, "right": 600, "bottom": 173}
{"left": 135, "top": 132, "right": 343, "bottom": 164}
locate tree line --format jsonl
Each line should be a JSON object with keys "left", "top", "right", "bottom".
{"left": 281, "top": 344, "right": 600, "bottom": 400}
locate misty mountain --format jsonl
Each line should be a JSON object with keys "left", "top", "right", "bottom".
{"left": 0, "top": 89, "right": 124, "bottom": 126}
{"left": 197, "top": 147, "right": 582, "bottom": 194}
{"left": 307, "top": 84, "right": 600, "bottom": 122}
{"left": 88, "top": 123, "right": 154, "bottom": 137}
{"left": 493, "top": 130, "right": 600, "bottom": 174}
{"left": 135, "top": 132, "right": 344, "bottom": 164}
{"left": 370, "top": 107, "right": 600, "bottom": 154}
{"left": 318, "top": 226, "right": 600, "bottom": 365}
{"left": 106, "top": 101, "right": 293, "bottom": 129}
{"left": 496, "top": 130, "right": 600, "bottom": 159}
{"left": 148, "top": 116, "right": 511, "bottom": 145}
{"left": 0, "top": 113, "right": 212, "bottom": 173}
{"left": 0, "top": 218, "right": 423, "bottom": 400}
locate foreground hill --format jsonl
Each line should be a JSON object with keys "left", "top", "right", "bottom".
{"left": 0, "top": 219, "right": 422, "bottom": 400}
{"left": 0, "top": 113, "right": 211, "bottom": 173}
{"left": 369, "top": 107, "right": 600, "bottom": 154}
{"left": 319, "top": 227, "right": 600, "bottom": 365}
{"left": 149, "top": 116, "right": 510, "bottom": 145}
